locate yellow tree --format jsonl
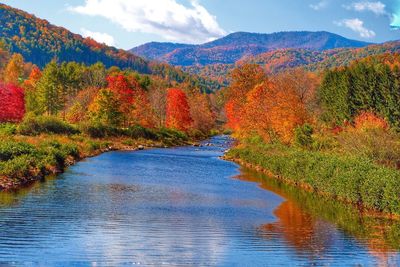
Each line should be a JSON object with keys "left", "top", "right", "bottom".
{"left": 4, "top": 53, "right": 25, "bottom": 85}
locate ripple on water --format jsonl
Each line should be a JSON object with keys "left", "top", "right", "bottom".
{"left": 0, "top": 136, "right": 399, "bottom": 265}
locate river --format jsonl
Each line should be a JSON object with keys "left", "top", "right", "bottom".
{"left": 0, "top": 135, "right": 399, "bottom": 266}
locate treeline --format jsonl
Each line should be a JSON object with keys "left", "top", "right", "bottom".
{"left": 320, "top": 53, "right": 400, "bottom": 129}
{"left": 225, "top": 53, "right": 400, "bottom": 215}
{"left": 0, "top": 49, "right": 218, "bottom": 137}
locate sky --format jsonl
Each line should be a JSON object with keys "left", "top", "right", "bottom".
{"left": 1, "top": 0, "right": 400, "bottom": 49}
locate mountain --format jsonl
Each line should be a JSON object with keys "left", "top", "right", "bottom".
{"left": 0, "top": 3, "right": 225, "bottom": 91}
{"left": 131, "top": 31, "right": 371, "bottom": 66}
{"left": 182, "top": 40, "right": 400, "bottom": 84}
{"left": 0, "top": 3, "right": 150, "bottom": 73}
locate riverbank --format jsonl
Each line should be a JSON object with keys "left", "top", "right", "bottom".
{"left": 0, "top": 129, "right": 196, "bottom": 191}
{"left": 224, "top": 141, "right": 400, "bottom": 218}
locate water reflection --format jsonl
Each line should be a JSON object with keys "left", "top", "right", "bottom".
{"left": 0, "top": 136, "right": 399, "bottom": 265}
{"left": 237, "top": 168, "right": 400, "bottom": 266}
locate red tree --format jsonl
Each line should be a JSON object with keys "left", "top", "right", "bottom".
{"left": 0, "top": 83, "right": 25, "bottom": 122}
{"left": 166, "top": 88, "right": 193, "bottom": 132}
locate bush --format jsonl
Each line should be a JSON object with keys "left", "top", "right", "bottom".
{"left": 336, "top": 129, "right": 400, "bottom": 168}
{"left": 157, "top": 128, "right": 188, "bottom": 141}
{"left": 0, "top": 123, "right": 17, "bottom": 136}
{"left": 294, "top": 124, "right": 314, "bottom": 148}
{"left": 79, "top": 123, "right": 122, "bottom": 138}
{"left": 124, "top": 125, "right": 158, "bottom": 140}
{"left": 0, "top": 140, "right": 80, "bottom": 185}
{"left": 18, "top": 116, "right": 80, "bottom": 136}
{"left": 0, "top": 142, "right": 36, "bottom": 161}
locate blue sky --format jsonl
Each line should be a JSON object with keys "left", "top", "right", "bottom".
{"left": 1, "top": 0, "right": 400, "bottom": 49}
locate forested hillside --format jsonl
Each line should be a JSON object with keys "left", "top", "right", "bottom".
{"left": 0, "top": 3, "right": 150, "bottom": 72}
{"left": 131, "top": 31, "right": 370, "bottom": 66}
{"left": 184, "top": 41, "right": 400, "bottom": 84}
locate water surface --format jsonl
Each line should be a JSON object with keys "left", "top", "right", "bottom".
{"left": 0, "top": 136, "right": 399, "bottom": 266}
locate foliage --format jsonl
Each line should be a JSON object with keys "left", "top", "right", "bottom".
{"left": 0, "top": 3, "right": 150, "bottom": 72}
{"left": 18, "top": 115, "right": 79, "bottom": 136}
{"left": 319, "top": 54, "right": 400, "bottom": 129}
{"left": 294, "top": 124, "right": 314, "bottom": 148}
{"left": 166, "top": 88, "right": 193, "bottom": 132}
{"left": 0, "top": 82, "right": 25, "bottom": 122}
{"left": 227, "top": 141, "right": 400, "bottom": 214}
{"left": 89, "top": 89, "right": 123, "bottom": 127}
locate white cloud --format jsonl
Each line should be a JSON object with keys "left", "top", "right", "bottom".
{"left": 335, "top": 18, "right": 376, "bottom": 38}
{"left": 70, "top": 0, "right": 226, "bottom": 44}
{"left": 391, "top": 13, "right": 400, "bottom": 29}
{"left": 310, "top": 0, "right": 329, "bottom": 11}
{"left": 344, "top": 1, "right": 387, "bottom": 15}
{"left": 81, "top": 28, "right": 116, "bottom": 46}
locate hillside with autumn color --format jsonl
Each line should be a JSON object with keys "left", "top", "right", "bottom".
{"left": 131, "top": 31, "right": 370, "bottom": 66}
{"left": 183, "top": 40, "right": 400, "bottom": 84}
{"left": 0, "top": 3, "right": 150, "bottom": 72}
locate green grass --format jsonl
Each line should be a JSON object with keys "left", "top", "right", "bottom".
{"left": 227, "top": 141, "right": 400, "bottom": 215}
{"left": 0, "top": 140, "right": 79, "bottom": 185}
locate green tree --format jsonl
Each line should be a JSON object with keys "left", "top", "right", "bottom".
{"left": 36, "top": 60, "right": 63, "bottom": 115}
{"left": 89, "top": 89, "right": 122, "bottom": 127}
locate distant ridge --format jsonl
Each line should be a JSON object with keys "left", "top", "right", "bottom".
{"left": 131, "top": 31, "right": 371, "bottom": 66}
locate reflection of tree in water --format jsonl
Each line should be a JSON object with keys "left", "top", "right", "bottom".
{"left": 259, "top": 200, "right": 336, "bottom": 261}
{"left": 236, "top": 167, "right": 400, "bottom": 265}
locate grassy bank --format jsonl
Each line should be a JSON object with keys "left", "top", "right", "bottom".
{"left": 225, "top": 140, "right": 400, "bottom": 216}
{"left": 0, "top": 117, "right": 198, "bottom": 191}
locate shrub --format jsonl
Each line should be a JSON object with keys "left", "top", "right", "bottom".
{"left": 18, "top": 116, "right": 80, "bottom": 136}
{"left": 158, "top": 128, "right": 188, "bottom": 141}
{"left": 124, "top": 125, "right": 158, "bottom": 140}
{"left": 294, "top": 124, "right": 314, "bottom": 148}
{"left": 354, "top": 111, "right": 389, "bottom": 131}
{"left": 79, "top": 123, "right": 122, "bottom": 138}
{"left": 0, "top": 142, "right": 36, "bottom": 161}
{"left": 0, "top": 123, "right": 17, "bottom": 136}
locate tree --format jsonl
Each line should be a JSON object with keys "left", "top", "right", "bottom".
{"left": 225, "top": 64, "right": 267, "bottom": 130}
{"left": 148, "top": 77, "right": 168, "bottom": 128}
{"left": 166, "top": 88, "right": 193, "bottom": 132}
{"left": 89, "top": 89, "right": 123, "bottom": 127}
{"left": 240, "top": 80, "right": 308, "bottom": 143}
{"left": 0, "top": 83, "right": 25, "bottom": 122}
{"left": 4, "top": 53, "right": 24, "bottom": 85}
{"left": 36, "top": 60, "right": 63, "bottom": 115}
{"left": 23, "top": 65, "right": 42, "bottom": 114}
{"left": 189, "top": 92, "right": 216, "bottom": 133}
{"left": 65, "top": 87, "right": 99, "bottom": 124}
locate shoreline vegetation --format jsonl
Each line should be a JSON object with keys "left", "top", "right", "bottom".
{"left": 0, "top": 118, "right": 211, "bottom": 191}
{"left": 224, "top": 143, "right": 400, "bottom": 219}
{"left": 223, "top": 55, "right": 400, "bottom": 218}
{"left": 0, "top": 118, "right": 206, "bottom": 191}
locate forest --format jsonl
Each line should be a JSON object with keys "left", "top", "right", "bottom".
{"left": 224, "top": 53, "right": 400, "bottom": 215}
{"left": 0, "top": 42, "right": 222, "bottom": 190}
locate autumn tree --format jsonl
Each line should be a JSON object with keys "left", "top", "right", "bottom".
{"left": 4, "top": 53, "right": 24, "bottom": 85}
{"left": 148, "top": 77, "right": 169, "bottom": 128}
{"left": 0, "top": 83, "right": 25, "bottom": 122}
{"left": 189, "top": 92, "right": 216, "bottom": 133}
{"left": 107, "top": 75, "right": 134, "bottom": 126}
{"left": 23, "top": 65, "right": 42, "bottom": 114}
{"left": 240, "top": 80, "right": 308, "bottom": 143}
{"left": 225, "top": 64, "right": 267, "bottom": 130}
{"left": 89, "top": 89, "right": 122, "bottom": 127}
{"left": 166, "top": 88, "right": 193, "bottom": 132}
{"left": 65, "top": 87, "right": 99, "bottom": 124}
